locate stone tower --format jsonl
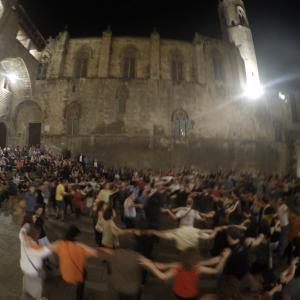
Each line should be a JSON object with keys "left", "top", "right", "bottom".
{"left": 218, "top": 0, "right": 261, "bottom": 95}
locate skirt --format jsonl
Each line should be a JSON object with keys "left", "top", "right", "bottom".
{"left": 23, "top": 273, "right": 43, "bottom": 299}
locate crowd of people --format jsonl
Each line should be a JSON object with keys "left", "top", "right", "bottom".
{"left": 1, "top": 145, "right": 300, "bottom": 300}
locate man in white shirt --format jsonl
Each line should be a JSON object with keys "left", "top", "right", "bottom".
{"left": 147, "top": 226, "right": 218, "bottom": 252}
{"left": 168, "top": 197, "right": 215, "bottom": 227}
{"left": 277, "top": 197, "right": 290, "bottom": 257}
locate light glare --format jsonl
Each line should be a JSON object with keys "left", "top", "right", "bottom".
{"left": 244, "top": 82, "right": 264, "bottom": 100}
{"left": 279, "top": 92, "right": 286, "bottom": 101}
{"left": 6, "top": 73, "right": 17, "bottom": 84}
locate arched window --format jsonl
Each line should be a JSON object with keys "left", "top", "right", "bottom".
{"left": 65, "top": 102, "right": 81, "bottom": 136}
{"left": 74, "top": 45, "right": 92, "bottom": 78}
{"left": 212, "top": 51, "right": 224, "bottom": 81}
{"left": 116, "top": 85, "right": 129, "bottom": 114}
{"left": 122, "top": 46, "right": 137, "bottom": 80}
{"left": 237, "top": 6, "right": 248, "bottom": 26}
{"left": 170, "top": 50, "right": 184, "bottom": 81}
{"left": 172, "top": 109, "right": 189, "bottom": 139}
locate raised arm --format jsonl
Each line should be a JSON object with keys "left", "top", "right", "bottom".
{"left": 139, "top": 257, "right": 176, "bottom": 281}
{"left": 280, "top": 257, "right": 299, "bottom": 284}
{"left": 111, "top": 221, "right": 134, "bottom": 236}
{"left": 245, "top": 233, "right": 265, "bottom": 248}
{"left": 197, "top": 248, "right": 231, "bottom": 275}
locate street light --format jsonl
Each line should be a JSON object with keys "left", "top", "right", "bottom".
{"left": 243, "top": 82, "right": 265, "bottom": 100}
{"left": 279, "top": 91, "right": 286, "bottom": 101}
{"left": 6, "top": 73, "right": 17, "bottom": 84}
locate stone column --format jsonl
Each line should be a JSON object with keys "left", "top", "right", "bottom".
{"left": 98, "top": 29, "right": 112, "bottom": 78}
{"left": 48, "top": 31, "right": 69, "bottom": 79}
{"left": 150, "top": 30, "right": 160, "bottom": 80}
{"left": 193, "top": 33, "right": 206, "bottom": 85}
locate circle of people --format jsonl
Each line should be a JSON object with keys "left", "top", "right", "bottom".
{"left": 1, "top": 146, "right": 300, "bottom": 300}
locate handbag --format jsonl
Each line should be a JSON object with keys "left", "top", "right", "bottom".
{"left": 95, "top": 220, "right": 103, "bottom": 233}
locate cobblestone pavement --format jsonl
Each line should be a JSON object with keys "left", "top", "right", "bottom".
{"left": 0, "top": 204, "right": 217, "bottom": 300}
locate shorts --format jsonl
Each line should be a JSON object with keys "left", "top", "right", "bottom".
{"left": 56, "top": 201, "right": 65, "bottom": 209}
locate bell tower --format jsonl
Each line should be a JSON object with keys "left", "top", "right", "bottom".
{"left": 218, "top": 0, "right": 262, "bottom": 96}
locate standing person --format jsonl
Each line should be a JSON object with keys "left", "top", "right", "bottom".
{"left": 64, "top": 180, "right": 73, "bottom": 216}
{"left": 25, "top": 185, "right": 37, "bottom": 214}
{"left": 97, "top": 182, "right": 112, "bottom": 208}
{"left": 40, "top": 181, "right": 50, "bottom": 217}
{"left": 170, "top": 197, "right": 214, "bottom": 228}
{"left": 72, "top": 185, "right": 85, "bottom": 220}
{"left": 277, "top": 196, "right": 290, "bottom": 257}
{"left": 19, "top": 222, "right": 51, "bottom": 300}
{"left": 139, "top": 248, "right": 231, "bottom": 300}
{"left": 100, "top": 207, "right": 135, "bottom": 249}
{"left": 93, "top": 201, "right": 105, "bottom": 246}
{"left": 55, "top": 179, "right": 67, "bottom": 221}
{"left": 98, "top": 248, "right": 144, "bottom": 300}
{"left": 32, "top": 205, "right": 49, "bottom": 245}
{"left": 123, "top": 191, "right": 137, "bottom": 228}
{"left": 50, "top": 226, "right": 98, "bottom": 300}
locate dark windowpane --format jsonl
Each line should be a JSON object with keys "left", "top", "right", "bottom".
{"left": 74, "top": 57, "right": 89, "bottom": 78}
{"left": 171, "top": 56, "right": 184, "bottom": 81}
{"left": 123, "top": 57, "right": 135, "bottom": 79}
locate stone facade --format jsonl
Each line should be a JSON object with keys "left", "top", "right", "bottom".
{"left": 0, "top": 0, "right": 299, "bottom": 173}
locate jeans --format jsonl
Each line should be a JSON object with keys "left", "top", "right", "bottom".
{"left": 76, "top": 270, "right": 87, "bottom": 300}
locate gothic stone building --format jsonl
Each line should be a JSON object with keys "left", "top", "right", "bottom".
{"left": 1, "top": 0, "right": 299, "bottom": 172}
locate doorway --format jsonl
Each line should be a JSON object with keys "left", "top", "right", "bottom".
{"left": 0, "top": 122, "right": 6, "bottom": 148}
{"left": 28, "top": 123, "right": 41, "bottom": 146}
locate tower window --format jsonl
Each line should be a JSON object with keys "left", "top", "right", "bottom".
{"left": 237, "top": 6, "right": 249, "bottom": 26}
{"left": 36, "top": 62, "right": 48, "bottom": 80}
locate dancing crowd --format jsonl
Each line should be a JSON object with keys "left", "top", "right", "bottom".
{"left": 1, "top": 146, "right": 300, "bottom": 300}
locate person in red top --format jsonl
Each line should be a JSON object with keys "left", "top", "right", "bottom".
{"left": 139, "top": 247, "right": 231, "bottom": 300}
{"left": 71, "top": 185, "right": 86, "bottom": 219}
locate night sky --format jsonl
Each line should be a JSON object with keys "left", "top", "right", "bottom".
{"left": 20, "top": 0, "right": 300, "bottom": 90}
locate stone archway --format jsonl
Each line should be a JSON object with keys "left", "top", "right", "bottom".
{"left": 14, "top": 100, "right": 42, "bottom": 146}
{"left": 0, "top": 122, "right": 6, "bottom": 148}
{"left": 0, "top": 57, "right": 32, "bottom": 117}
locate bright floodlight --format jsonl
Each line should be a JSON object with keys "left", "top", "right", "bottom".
{"left": 6, "top": 73, "right": 17, "bottom": 84}
{"left": 279, "top": 92, "right": 286, "bottom": 101}
{"left": 244, "top": 82, "right": 264, "bottom": 100}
